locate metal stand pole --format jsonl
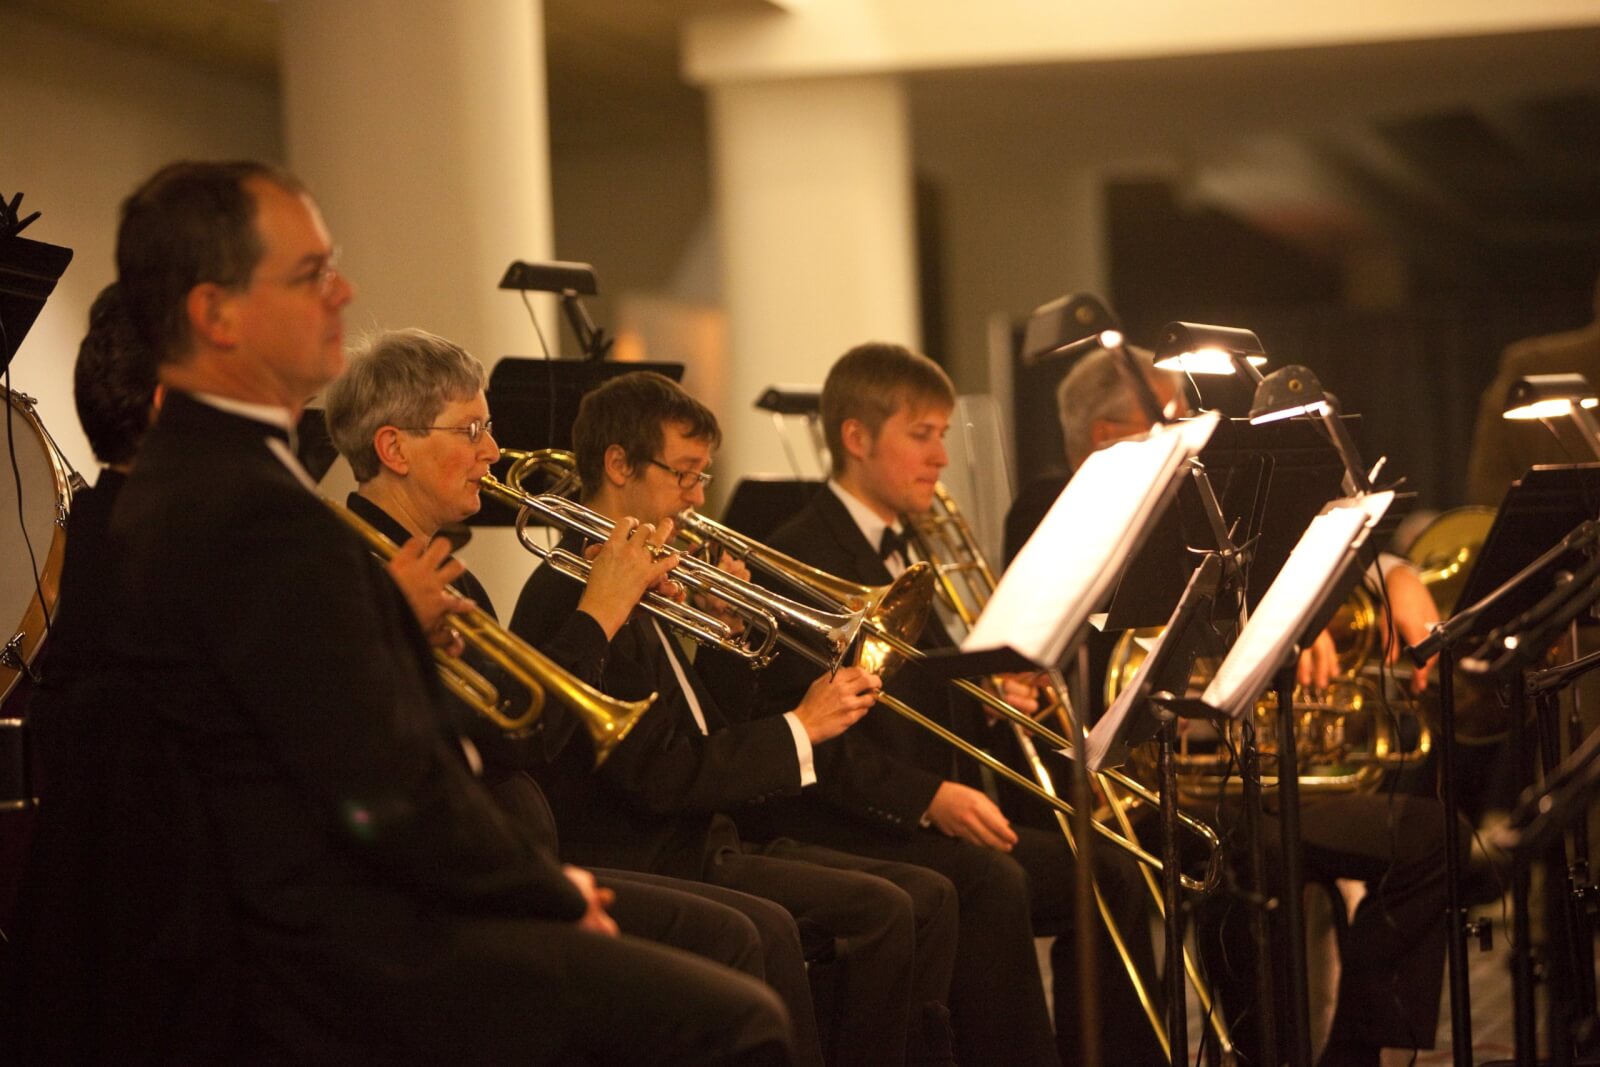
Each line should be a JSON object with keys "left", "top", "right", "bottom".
{"left": 1510, "top": 669, "right": 1538, "bottom": 1067}
{"left": 1274, "top": 665, "right": 1312, "bottom": 1067}
{"left": 1437, "top": 647, "right": 1478, "bottom": 1067}
{"left": 1059, "top": 658, "right": 1102, "bottom": 1067}
{"left": 1158, "top": 717, "right": 1189, "bottom": 1066}
{"left": 1240, "top": 727, "right": 1278, "bottom": 1065}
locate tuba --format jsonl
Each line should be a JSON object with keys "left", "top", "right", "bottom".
{"left": 327, "top": 499, "right": 653, "bottom": 765}
{"left": 1105, "top": 582, "right": 1433, "bottom": 804}
{"left": 1405, "top": 505, "right": 1505, "bottom": 744}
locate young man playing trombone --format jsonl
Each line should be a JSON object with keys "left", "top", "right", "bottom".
{"left": 510, "top": 370, "right": 963, "bottom": 1067}
{"left": 745, "top": 342, "right": 1165, "bottom": 1067}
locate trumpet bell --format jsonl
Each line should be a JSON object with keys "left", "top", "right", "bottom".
{"left": 326, "top": 497, "right": 654, "bottom": 767}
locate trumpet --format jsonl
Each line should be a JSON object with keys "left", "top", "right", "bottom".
{"left": 326, "top": 498, "right": 653, "bottom": 765}
{"left": 480, "top": 455, "right": 892, "bottom": 672}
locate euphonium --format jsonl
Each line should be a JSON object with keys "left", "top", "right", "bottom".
{"left": 1105, "top": 583, "right": 1433, "bottom": 804}
{"left": 326, "top": 498, "right": 653, "bottom": 765}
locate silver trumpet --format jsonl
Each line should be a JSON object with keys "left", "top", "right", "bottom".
{"left": 479, "top": 460, "right": 877, "bottom": 671}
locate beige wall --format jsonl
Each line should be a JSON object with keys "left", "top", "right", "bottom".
{"left": 2, "top": 9, "right": 280, "bottom": 475}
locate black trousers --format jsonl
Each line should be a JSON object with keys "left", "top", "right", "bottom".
{"left": 601, "top": 867, "right": 826, "bottom": 1067}
{"left": 769, "top": 820, "right": 1165, "bottom": 1067}
{"left": 1196, "top": 792, "right": 1452, "bottom": 1061}
{"left": 704, "top": 839, "right": 960, "bottom": 1067}
{"left": 235, "top": 910, "right": 797, "bottom": 1067}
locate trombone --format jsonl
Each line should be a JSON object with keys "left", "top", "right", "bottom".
{"left": 326, "top": 498, "right": 653, "bottom": 765}
{"left": 671, "top": 506, "right": 1223, "bottom": 895}
{"left": 490, "top": 447, "right": 1219, "bottom": 893}
{"left": 480, "top": 453, "right": 901, "bottom": 673}
{"left": 907, "top": 483, "right": 1235, "bottom": 1059}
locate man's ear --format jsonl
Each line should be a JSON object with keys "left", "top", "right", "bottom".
{"left": 185, "top": 282, "right": 237, "bottom": 350}
{"left": 838, "top": 418, "right": 873, "bottom": 462}
{"left": 602, "top": 443, "right": 633, "bottom": 487}
{"left": 373, "top": 426, "right": 410, "bottom": 476}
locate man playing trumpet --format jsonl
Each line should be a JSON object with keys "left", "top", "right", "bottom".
{"left": 510, "top": 370, "right": 963, "bottom": 1067}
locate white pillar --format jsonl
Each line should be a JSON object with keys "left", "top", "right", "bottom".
{"left": 279, "top": 0, "right": 557, "bottom": 364}
{"left": 709, "top": 74, "right": 920, "bottom": 489}
{"left": 279, "top": 0, "right": 556, "bottom": 611}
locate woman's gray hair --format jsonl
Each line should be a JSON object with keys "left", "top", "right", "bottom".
{"left": 324, "top": 328, "right": 487, "bottom": 482}
{"left": 1056, "top": 345, "right": 1171, "bottom": 468}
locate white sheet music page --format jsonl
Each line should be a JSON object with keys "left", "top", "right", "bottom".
{"left": 1087, "top": 624, "right": 1175, "bottom": 771}
{"left": 963, "top": 412, "right": 1220, "bottom": 668}
{"left": 1202, "top": 490, "right": 1394, "bottom": 718}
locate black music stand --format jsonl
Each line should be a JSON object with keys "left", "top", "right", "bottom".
{"left": 0, "top": 229, "right": 73, "bottom": 371}
{"left": 1411, "top": 464, "right": 1600, "bottom": 1067}
{"left": 1190, "top": 491, "right": 1396, "bottom": 1067}
{"left": 1093, "top": 421, "right": 1396, "bottom": 1067}
{"left": 1101, "top": 413, "right": 1382, "bottom": 631}
{"left": 924, "top": 412, "right": 1222, "bottom": 1067}
{"left": 470, "top": 358, "right": 684, "bottom": 527}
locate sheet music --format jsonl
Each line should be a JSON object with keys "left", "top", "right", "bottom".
{"left": 963, "top": 412, "right": 1220, "bottom": 668}
{"left": 1202, "top": 491, "right": 1394, "bottom": 718}
{"left": 1087, "top": 626, "right": 1174, "bottom": 771}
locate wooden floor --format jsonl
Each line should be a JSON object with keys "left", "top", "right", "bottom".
{"left": 1042, "top": 888, "right": 1579, "bottom": 1065}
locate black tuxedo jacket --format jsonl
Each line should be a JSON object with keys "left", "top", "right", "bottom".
{"left": 727, "top": 486, "right": 986, "bottom": 844}
{"left": 95, "top": 394, "right": 588, "bottom": 1050}
{"left": 510, "top": 534, "right": 805, "bottom": 880}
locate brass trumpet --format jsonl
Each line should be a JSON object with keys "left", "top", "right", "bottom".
{"left": 326, "top": 499, "right": 653, "bottom": 765}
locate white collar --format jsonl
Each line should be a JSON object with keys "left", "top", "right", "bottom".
{"left": 826, "top": 479, "right": 900, "bottom": 552}
{"left": 189, "top": 391, "right": 296, "bottom": 433}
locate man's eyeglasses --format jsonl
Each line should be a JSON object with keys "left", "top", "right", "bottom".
{"left": 258, "top": 246, "right": 343, "bottom": 299}
{"left": 647, "top": 457, "right": 713, "bottom": 489}
{"left": 401, "top": 418, "right": 495, "bottom": 444}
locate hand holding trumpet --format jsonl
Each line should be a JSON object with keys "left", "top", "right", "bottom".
{"left": 387, "top": 534, "right": 474, "bottom": 654}
{"left": 577, "top": 516, "right": 683, "bottom": 640}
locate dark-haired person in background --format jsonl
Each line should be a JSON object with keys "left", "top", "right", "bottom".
{"left": 4, "top": 283, "right": 169, "bottom": 1062}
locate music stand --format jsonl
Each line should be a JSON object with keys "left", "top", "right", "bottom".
{"left": 0, "top": 234, "right": 73, "bottom": 371}
{"left": 1410, "top": 464, "right": 1600, "bottom": 1067}
{"left": 471, "top": 358, "right": 685, "bottom": 527}
{"left": 919, "top": 412, "right": 1220, "bottom": 1067}
{"left": 1195, "top": 490, "right": 1395, "bottom": 1067}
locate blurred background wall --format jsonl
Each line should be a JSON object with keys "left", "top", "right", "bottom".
{"left": 5, "top": 0, "right": 1599, "bottom": 604}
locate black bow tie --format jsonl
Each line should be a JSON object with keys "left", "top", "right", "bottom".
{"left": 877, "top": 526, "right": 909, "bottom": 562}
